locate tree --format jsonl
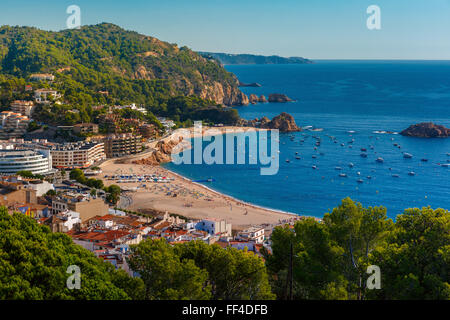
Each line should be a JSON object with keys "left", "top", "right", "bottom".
{"left": 127, "top": 239, "right": 211, "bottom": 300}
{"left": 0, "top": 207, "right": 132, "bottom": 299}
{"left": 323, "top": 198, "right": 393, "bottom": 299}
{"left": 263, "top": 219, "right": 348, "bottom": 300}
{"left": 174, "top": 240, "right": 275, "bottom": 300}
{"left": 368, "top": 207, "right": 450, "bottom": 300}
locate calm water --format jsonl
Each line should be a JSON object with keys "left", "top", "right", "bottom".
{"left": 165, "top": 61, "right": 450, "bottom": 219}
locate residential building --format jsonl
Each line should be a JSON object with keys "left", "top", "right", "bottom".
{"left": 236, "top": 227, "right": 265, "bottom": 244}
{"left": 138, "top": 124, "right": 158, "bottom": 139}
{"left": 50, "top": 142, "right": 105, "bottom": 169}
{"left": 0, "top": 111, "right": 31, "bottom": 139}
{"left": 34, "top": 89, "right": 61, "bottom": 103}
{"left": 103, "top": 133, "right": 143, "bottom": 158}
{"left": 0, "top": 149, "right": 53, "bottom": 175}
{"left": 10, "top": 100, "right": 35, "bottom": 117}
{"left": 195, "top": 218, "right": 232, "bottom": 237}
{"left": 51, "top": 194, "right": 109, "bottom": 222}
{"left": 72, "top": 123, "right": 99, "bottom": 135}
{"left": 30, "top": 73, "right": 55, "bottom": 81}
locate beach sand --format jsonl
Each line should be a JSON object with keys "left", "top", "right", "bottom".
{"left": 96, "top": 127, "right": 300, "bottom": 231}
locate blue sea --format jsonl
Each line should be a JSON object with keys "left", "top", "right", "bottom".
{"left": 165, "top": 61, "right": 450, "bottom": 219}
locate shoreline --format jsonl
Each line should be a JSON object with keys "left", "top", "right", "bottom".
{"left": 97, "top": 126, "right": 313, "bottom": 230}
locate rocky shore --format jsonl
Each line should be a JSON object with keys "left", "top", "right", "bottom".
{"left": 400, "top": 122, "right": 450, "bottom": 138}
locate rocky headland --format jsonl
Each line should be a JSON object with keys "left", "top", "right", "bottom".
{"left": 268, "top": 93, "right": 294, "bottom": 103}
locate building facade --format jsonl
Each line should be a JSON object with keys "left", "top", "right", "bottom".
{"left": 0, "top": 149, "right": 53, "bottom": 175}
{"left": 103, "top": 134, "right": 143, "bottom": 158}
{"left": 10, "top": 100, "right": 35, "bottom": 117}
{"left": 50, "top": 142, "right": 105, "bottom": 169}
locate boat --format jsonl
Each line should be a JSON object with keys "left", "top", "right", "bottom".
{"left": 357, "top": 172, "right": 361, "bottom": 176}
{"left": 286, "top": 159, "right": 290, "bottom": 163}
{"left": 441, "top": 163, "right": 450, "bottom": 168}
{"left": 392, "top": 174, "right": 400, "bottom": 178}
{"left": 312, "top": 165, "right": 317, "bottom": 169}
{"left": 357, "top": 179, "right": 364, "bottom": 183}
{"left": 348, "top": 162, "right": 354, "bottom": 168}
{"left": 295, "top": 156, "right": 301, "bottom": 160}
{"left": 367, "top": 176, "right": 372, "bottom": 179}
{"left": 360, "top": 153, "right": 368, "bottom": 158}
{"left": 403, "top": 153, "right": 413, "bottom": 159}
{"left": 339, "top": 173, "right": 347, "bottom": 177}
{"left": 341, "top": 143, "right": 345, "bottom": 146}
{"left": 421, "top": 158, "right": 428, "bottom": 162}
{"left": 361, "top": 148, "right": 367, "bottom": 152}
{"left": 408, "top": 172, "right": 416, "bottom": 176}
{"left": 335, "top": 167, "right": 342, "bottom": 170}
{"left": 376, "top": 157, "right": 384, "bottom": 163}
{"left": 312, "top": 155, "right": 317, "bottom": 159}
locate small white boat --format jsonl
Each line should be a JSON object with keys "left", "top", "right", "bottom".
{"left": 403, "top": 153, "right": 413, "bottom": 159}
{"left": 335, "top": 167, "right": 343, "bottom": 170}
{"left": 339, "top": 173, "right": 347, "bottom": 177}
{"left": 408, "top": 172, "right": 416, "bottom": 176}
{"left": 392, "top": 174, "right": 400, "bottom": 178}
{"left": 357, "top": 179, "right": 364, "bottom": 183}
{"left": 312, "top": 165, "right": 317, "bottom": 169}
{"left": 376, "top": 157, "right": 384, "bottom": 163}
{"left": 348, "top": 162, "right": 354, "bottom": 168}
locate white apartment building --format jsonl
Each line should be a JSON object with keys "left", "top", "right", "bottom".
{"left": 0, "top": 149, "right": 53, "bottom": 175}
{"left": 195, "top": 218, "right": 232, "bottom": 236}
{"left": 236, "top": 227, "right": 265, "bottom": 244}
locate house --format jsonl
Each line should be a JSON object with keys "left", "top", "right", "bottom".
{"left": 34, "top": 89, "right": 61, "bottom": 103}
{"left": 30, "top": 73, "right": 55, "bottom": 81}
{"left": 236, "top": 227, "right": 265, "bottom": 244}
{"left": 72, "top": 123, "right": 99, "bottom": 135}
{"left": 195, "top": 218, "right": 232, "bottom": 237}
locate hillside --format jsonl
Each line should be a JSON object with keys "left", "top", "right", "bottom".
{"left": 199, "top": 52, "right": 313, "bottom": 65}
{"left": 0, "top": 23, "right": 248, "bottom": 107}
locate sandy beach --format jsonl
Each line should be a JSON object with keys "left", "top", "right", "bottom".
{"left": 96, "top": 126, "right": 301, "bottom": 231}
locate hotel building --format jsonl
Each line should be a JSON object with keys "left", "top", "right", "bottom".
{"left": 103, "top": 133, "right": 143, "bottom": 158}
{"left": 0, "top": 149, "right": 53, "bottom": 175}
{"left": 50, "top": 142, "right": 106, "bottom": 169}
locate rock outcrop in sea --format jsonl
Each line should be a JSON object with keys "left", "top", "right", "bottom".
{"left": 248, "top": 94, "right": 268, "bottom": 104}
{"left": 400, "top": 122, "right": 450, "bottom": 138}
{"left": 268, "top": 93, "right": 294, "bottom": 102}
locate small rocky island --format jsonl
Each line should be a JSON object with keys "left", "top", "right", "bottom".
{"left": 268, "top": 93, "right": 294, "bottom": 103}
{"left": 400, "top": 122, "right": 450, "bottom": 138}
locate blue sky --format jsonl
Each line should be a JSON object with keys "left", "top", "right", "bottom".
{"left": 1, "top": 0, "right": 450, "bottom": 59}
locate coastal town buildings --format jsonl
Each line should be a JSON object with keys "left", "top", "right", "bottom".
{"left": 51, "top": 193, "right": 109, "bottom": 222}
{"left": 103, "top": 133, "right": 143, "bottom": 158}
{"left": 0, "top": 111, "right": 31, "bottom": 139}
{"left": 10, "top": 100, "right": 35, "bottom": 117}
{"left": 50, "top": 142, "right": 106, "bottom": 169}
{"left": 72, "top": 123, "right": 99, "bottom": 135}
{"left": 0, "top": 149, "right": 53, "bottom": 175}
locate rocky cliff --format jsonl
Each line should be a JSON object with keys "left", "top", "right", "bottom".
{"left": 400, "top": 122, "right": 450, "bottom": 138}
{"left": 239, "top": 112, "right": 301, "bottom": 132}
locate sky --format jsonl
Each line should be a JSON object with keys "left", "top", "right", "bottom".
{"left": 1, "top": 0, "right": 450, "bottom": 59}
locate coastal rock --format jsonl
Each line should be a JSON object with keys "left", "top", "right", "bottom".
{"left": 261, "top": 112, "right": 301, "bottom": 132}
{"left": 249, "top": 94, "right": 259, "bottom": 104}
{"left": 268, "top": 93, "right": 294, "bottom": 103}
{"left": 259, "top": 95, "right": 268, "bottom": 103}
{"left": 400, "top": 122, "right": 450, "bottom": 138}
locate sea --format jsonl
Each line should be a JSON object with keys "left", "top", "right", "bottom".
{"left": 164, "top": 61, "right": 450, "bottom": 220}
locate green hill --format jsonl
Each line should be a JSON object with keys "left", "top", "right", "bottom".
{"left": 0, "top": 23, "right": 247, "bottom": 126}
